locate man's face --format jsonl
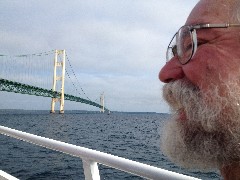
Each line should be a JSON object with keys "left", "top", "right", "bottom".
{"left": 159, "top": 0, "right": 240, "bottom": 170}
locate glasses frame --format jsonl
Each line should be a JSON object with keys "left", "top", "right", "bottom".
{"left": 166, "top": 23, "right": 240, "bottom": 65}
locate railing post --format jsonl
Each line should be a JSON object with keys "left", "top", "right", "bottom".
{"left": 82, "top": 159, "right": 100, "bottom": 180}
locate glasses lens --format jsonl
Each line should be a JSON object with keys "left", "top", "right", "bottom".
{"left": 166, "top": 34, "right": 177, "bottom": 62}
{"left": 177, "top": 26, "right": 194, "bottom": 64}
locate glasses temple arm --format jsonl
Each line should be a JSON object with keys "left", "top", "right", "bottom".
{"left": 193, "top": 23, "right": 240, "bottom": 29}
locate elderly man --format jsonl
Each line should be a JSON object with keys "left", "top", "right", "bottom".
{"left": 159, "top": 0, "right": 240, "bottom": 179}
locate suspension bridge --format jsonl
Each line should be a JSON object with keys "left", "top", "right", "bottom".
{"left": 0, "top": 50, "right": 109, "bottom": 113}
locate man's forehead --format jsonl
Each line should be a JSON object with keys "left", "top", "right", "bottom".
{"left": 185, "top": 0, "right": 232, "bottom": 25}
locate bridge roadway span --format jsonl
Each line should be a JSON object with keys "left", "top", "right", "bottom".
{"left": 0, "top": 78, "right": 108, "bottom": 111}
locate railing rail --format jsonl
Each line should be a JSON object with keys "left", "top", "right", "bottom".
{"left": 0, "top": 125, "right": 200, "bottom": 180}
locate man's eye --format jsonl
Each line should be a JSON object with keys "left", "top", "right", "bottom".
{"left": 184, "top": 44, "right": 193, "bottom": 52}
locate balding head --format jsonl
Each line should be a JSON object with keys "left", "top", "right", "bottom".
{"left": 186, "top": 0, "right": 240, "bottom": 25}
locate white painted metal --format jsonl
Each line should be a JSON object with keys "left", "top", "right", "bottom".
{"left": 0, "top": 125, "right": 200, "bottom": 180}
{"left": 0, "top": 170, "right": 19, "bottom": 180}
{"left": 56, "top": 76, "right": 62, "bottom": 81}
{"left": 50, "top": 50, "right": 65, "bottom": 114}
{"left": 60, "top": 50, "right": 65, "bottom": 114}
{"left": 82, "top": 159, "right": 100, "bottom": 180}
{"left": 50, "top": 50, "right": 58, "bottom": 113}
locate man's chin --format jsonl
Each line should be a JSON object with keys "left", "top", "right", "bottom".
{"left": 160, "top": 117, "right": 221, "bottom": 170}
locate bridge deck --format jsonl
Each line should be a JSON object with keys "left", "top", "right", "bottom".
{"left": 0, "top": 78, "right": 109, "bottom": 111}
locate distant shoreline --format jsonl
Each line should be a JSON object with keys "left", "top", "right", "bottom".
{"left": 0, "top": 109, "right": 166, "bottom": 115}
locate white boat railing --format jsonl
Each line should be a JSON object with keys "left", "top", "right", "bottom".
{"left": 0, "top": 125, "right": 200, "bottom": 180}
{"left": 0, "top": 170, "right": 19, "bottom": 180}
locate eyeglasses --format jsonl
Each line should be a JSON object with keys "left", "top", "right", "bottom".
{"left": 166, "top": 23, "right": 240, "bottom": 65}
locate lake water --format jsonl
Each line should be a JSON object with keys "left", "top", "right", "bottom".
{"left": 0, "top": 111, "right": 221, "bottom": 179}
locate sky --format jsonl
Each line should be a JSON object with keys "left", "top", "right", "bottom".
{"left": 0, "top": 0, "right": 199, "bottom": 113}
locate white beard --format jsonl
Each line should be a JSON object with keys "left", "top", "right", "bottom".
{"left": 161, "top": 78, "right": 240, "bottom": 170}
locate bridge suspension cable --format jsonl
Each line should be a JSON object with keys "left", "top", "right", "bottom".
{"left": 0, "top": 50, "right": 54, "bottom": 90}
{"left": 65, "top": 52, "right": 93, "bottom": 102}
{"left": 0, "top": 50, "right": 108, "bottom": 112}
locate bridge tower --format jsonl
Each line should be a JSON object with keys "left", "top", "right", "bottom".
{"left": 100, "top": 92, "right": 105, "bottom": 113}
{"left": 50, "top": 50, "right": 66, "bottom": 114}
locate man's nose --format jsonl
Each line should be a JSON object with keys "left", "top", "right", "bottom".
{"left": 159, "top": 58, "right": 185, "bottom": 83}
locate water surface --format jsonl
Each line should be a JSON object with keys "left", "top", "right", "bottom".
{"left": 0, "top": 111, "right": 220, "bottom": 179}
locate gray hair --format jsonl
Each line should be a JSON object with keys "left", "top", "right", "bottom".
{"left": 229, "top": 0, "right": 240, "bottom": 23}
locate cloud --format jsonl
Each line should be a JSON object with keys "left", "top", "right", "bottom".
{"left": 0, "top": 0, "right": 199, "bottom": 112}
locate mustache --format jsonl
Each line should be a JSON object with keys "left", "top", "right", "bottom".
{"left": 162, "top": 79, "right": 200, "bottom": 112}
{"left": 162, "top": 78, "right": 226, "bottom": 132}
